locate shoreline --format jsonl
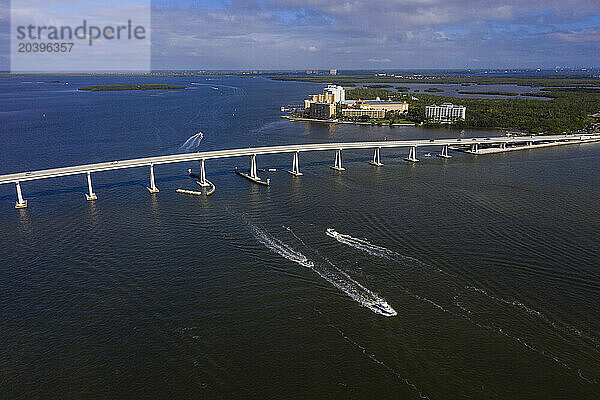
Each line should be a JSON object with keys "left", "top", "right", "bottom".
{"left": 280, "top": 115, "right": 416, "bottom": 126}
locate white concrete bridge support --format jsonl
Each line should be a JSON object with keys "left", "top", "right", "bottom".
{"left": 404, "top": 146, "right": 419, "bottom": 162}
{"left": 198, "top": 159, "right": 210, "bottom": 187}
{"left": 331, "top": 149, "right": 345, "bottom": 171}
{"left": 437, "top": 145, "right": 452, "bottom": 158}
{"left": 147, "top": 163, "right": 159, "bottom": 193}
{"left": 470, "top": 143, "right": 479, "bottom": 154}
{"left": 288, "top": 151, "right": 303, "bottom": 176}
{"left": 15, "top": 181, "right": 27, "bottom": 209}
{"left": 500, "top": 142, "right": 507, "bottom": 150}
{"left": 85, "top": 172, "right": 97, "bottom": 201}
{"left": 250, "top": 154, "right": 258, "bottom": 179}
{"left": 369, "top": 147, "right": 384, "bottom": 166}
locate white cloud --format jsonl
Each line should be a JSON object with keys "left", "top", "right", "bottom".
{"left": 146, "top": 0, "right": 600, "bottom": 69}
{"left": 547, "top": 29, "right": 600, "bottom": 43}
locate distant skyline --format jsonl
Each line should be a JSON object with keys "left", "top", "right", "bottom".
{"left": 2, "top": 0, "right": 600, "bottom": 71}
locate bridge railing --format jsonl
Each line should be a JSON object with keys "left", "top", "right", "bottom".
{"left": 2, "top": 134, "right": 598, "bottom": 209}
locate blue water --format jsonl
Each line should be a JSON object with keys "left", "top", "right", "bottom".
{"left": 1, "top": 76, "right": 599, "bottom": 399}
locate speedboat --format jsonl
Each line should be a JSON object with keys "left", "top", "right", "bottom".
{"left": 370, "top": 301, "right": 397, "bottom": 316}
{"left": 424, "top": 153, "right": 432, "bottom": 157}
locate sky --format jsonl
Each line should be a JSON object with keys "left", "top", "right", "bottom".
{"left": 2, "top": 0, "right": 600, "bottom": 70}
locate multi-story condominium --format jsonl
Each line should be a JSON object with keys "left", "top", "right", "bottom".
{"left": 304, "top": 85, "right": 346, "bottom": 118}
{"left": 323, "top": 85, "right": 345, "bottom": 103}
{"left": 341, "top": 108, "right": 385, "bottom": 119}
{"left": 357, "top": 100, "right": 409, "bottom": 113}
{"left": 426, "top": 103, "right": 466, "bottom": 122}
{"left": 309, "top": 102, "right": 337, "bottom": 119}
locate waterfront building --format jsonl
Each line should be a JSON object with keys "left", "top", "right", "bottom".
{"left": 329, "top": 69, "right": 337, "bottom": 75}
{"left": 341, "top": 108, "right": 385, "bottom": 119}
{"left": 356, "top": 100, "right": 408, "bottom": 113}
{"left": 323, "top": 85, "right": 345, "bottom": 103}
{"left": 426, "top": 103, "right": 466, "bottom": 123}
{"left": 309, "top": 102, "right": 337, "bottom": 119}
{"left": 303, "top": 85, "right": 346, "bottom": 118}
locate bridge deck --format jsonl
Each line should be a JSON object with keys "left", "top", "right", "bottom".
{"left": 0, "top": 134, "right": 597, "bottom": 185}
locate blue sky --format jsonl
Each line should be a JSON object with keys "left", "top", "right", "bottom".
{"left": 2, "top": 0, "right": 600, "bottom": 70}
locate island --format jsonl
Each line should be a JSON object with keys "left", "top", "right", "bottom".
{"left": 274, "top": 74, "right": 600, "bottom": 134}
{"left": 78, "top": 84, "right": 188, "bottom": 91}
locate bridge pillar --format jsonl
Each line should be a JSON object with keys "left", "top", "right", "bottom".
{"left": 330, "top": 149, "right": 345, "bottom": 171}
{"left": 15, "top": 181, "right": 27, "bottom": 209}
{"left": 250, "top": 154, "right": 258, "bottom": 179}
{"left": 369, "top": 147, "right": 384, "bottom": 166}
{"left": 147, "top": 163, "right": 159, "bottom": 193}
{"left": 500, "top": 142, "right": 507, "bottom": 150}
{"left": 404, "top": 146, "right": 419, "bottom": 162}
{"left": 470, "top": 143, "right": 479, "bottom": 154}
{"left": 198, "top": 159, "right": 210, "bottom": 187}
{"left": 437, "top": 144, "right": 452, "bottom": 158}
{"left": 85, "top": 172, "right": 97, "bottom": 201}
{"left": 288, "top": 151, "right": 303, "bottom": 176}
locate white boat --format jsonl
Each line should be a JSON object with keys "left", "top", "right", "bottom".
{"left": 424, "top": 153, "right": 432, "bottom": 157}
{"left": 370, "top": 301, "right": 397, "bottom": 316}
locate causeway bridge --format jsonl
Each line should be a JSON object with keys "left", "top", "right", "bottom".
{"left": 2, "top": 134, "right": 598, "bottom": 209}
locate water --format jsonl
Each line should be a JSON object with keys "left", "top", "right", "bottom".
{"left": 1, "top": 76, "right": 599, "bottom": 399}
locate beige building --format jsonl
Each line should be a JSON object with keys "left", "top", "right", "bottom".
{"left": 304, "top": 85, "right": 346, "bottom": 119}
{"left": 341, "top": 108, "right": 385, "bottom": 119}
{"left": 357, "top": 100, "right": 409, "bottom": 113}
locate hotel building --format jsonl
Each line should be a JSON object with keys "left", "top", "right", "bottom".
{"left": 426, "top": 103, "right": 466, "bottom": 123}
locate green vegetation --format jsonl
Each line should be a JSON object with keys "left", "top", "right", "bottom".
{"left": 396, "top": 87, "right": 409, "bottom": 92}
{"left": 345, "top": 87, "right": 396, "bottom": 100}
{"left": 78, "top": 84, "right": 188, "bottom": 91}
{"left": 424, "top": 88, "right": 444, "bottom": 92}
{"left": 269, "top": 74, "right": 600, "bottom": 87}
{"left": 343, "top": 87, "right": 600, "bottom": 134}
{"left": 541, "top": 87, "right": 600, "bottom": 93}
{"left": 413, "top": 91, "right": 600, "bottom": 133}
{"left": 365, "top": 84, "right": 394, "bottom": 88}
{"left": 457, "top": 90, "right": 519, "bottom": 96}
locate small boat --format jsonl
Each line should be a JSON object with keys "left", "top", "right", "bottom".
{"left": 371, "top": 302, "right": 397, "bottom": 316}
{"left": 424, "top": 153, "right": 432, "bottom": 157}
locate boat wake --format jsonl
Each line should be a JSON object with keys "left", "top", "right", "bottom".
{"left": 326, "top": 228, "right": 411, "bottom": 261}
{"left": 179, "top": 132, "right": 204, "bottom": 152}
{"left": 314, "top": 308, "right": 430, "bottom": 398}
{"left": 465, "top": 285, "right": 600, "bottom": 352}
{"left": 250, "top": 225, "right": 396, "bottom": 317}
{"left": 250, "top": 225, "right": 314, "bottom": 269}
{"left": 326, "top": 227, "right": 600, "bottom": 384}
